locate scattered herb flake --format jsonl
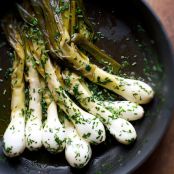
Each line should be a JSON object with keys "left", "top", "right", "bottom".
{"left": 85, "top": 65, "right": 91, "bottom": 72}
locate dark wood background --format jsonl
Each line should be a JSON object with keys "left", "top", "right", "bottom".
{"left": 135, "top": 0, "right": 174, "bottom": 173}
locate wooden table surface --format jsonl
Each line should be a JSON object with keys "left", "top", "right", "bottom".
{"left": 134, "top": 0, "right": 174, "bottom": 173}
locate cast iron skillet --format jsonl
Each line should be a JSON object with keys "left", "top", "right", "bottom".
{"left": 0, "top": 0, "right": 174, "bottom": 173}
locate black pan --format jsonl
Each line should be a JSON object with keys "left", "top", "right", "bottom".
{"left": 0, "top": 0, "right": 174, "bottom": 174}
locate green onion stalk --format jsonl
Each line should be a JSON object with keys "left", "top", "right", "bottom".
{"left": 2, "top": 19, "right": 26, "bottom": 157}
{"left": 40, "top": 79, "right": 66, "bottom": 153}
{"left": 62, "top": 69, "right": 139, "bottom": 144}
{"left": 23, "top": 31, "right": 43, "bottom": 151}
{"left": 28, "top": 0, "right": 154, "bottom": 104}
